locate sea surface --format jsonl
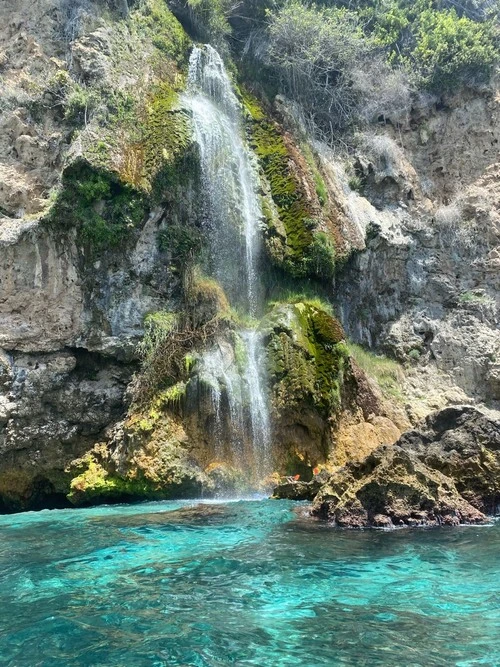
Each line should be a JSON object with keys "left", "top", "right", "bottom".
{"left": 0, "top": 499, "right": 498, "bottom": 666}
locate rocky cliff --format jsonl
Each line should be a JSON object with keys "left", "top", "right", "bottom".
{"left": 0, "top": 0, "right": 498, "bottom": 512}
{"left": 274, "top": 406, "right": 500, "bottom": 527}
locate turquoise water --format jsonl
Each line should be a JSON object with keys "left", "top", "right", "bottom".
{"left": 0, "top": 500, "right": 498, "bottom": 666}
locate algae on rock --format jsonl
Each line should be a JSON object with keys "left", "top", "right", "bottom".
{"left": 243, "top": 92, "right": 338, "bottom": 280}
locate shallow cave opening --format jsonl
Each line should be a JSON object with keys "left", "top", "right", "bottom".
{"left": 65, "top": 346, "right": 137, "bottom": 377}
{"left": 28, "top": 477, "right": 73, "bottom": 512}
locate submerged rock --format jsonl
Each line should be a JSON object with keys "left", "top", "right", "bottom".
{"left": 274, "top": 406, "right": 499, "bottom": 527}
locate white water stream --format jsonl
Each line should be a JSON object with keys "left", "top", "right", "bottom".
{"left": 184, "top": 45, "right": 271, "bottom": 476}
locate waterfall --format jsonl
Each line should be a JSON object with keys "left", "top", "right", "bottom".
{"left": 185, "top": 44, "right": 261, "bottom": 314}
{"left": 184, "top": 45, "right": 272, "bottom": 478}
{"left": 241, "top": 330, "right": 271, "bottom": 476}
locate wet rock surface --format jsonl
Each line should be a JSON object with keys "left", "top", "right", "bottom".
{"left": 274, "top": 407, "right": 500, "bottom": 527}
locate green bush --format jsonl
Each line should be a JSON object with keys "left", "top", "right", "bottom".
{"left": 305, "top": 231, "right": 336, "bottom": 280}
{"left": 236, "top": 0, "right": 500, "bottom": 140}
{"left": 359, "top": 1, "right": 499, "bottom": 90}
{"left": 413, "top": 8, "right": 499, "bottom": 89}
{"left": 183, "top": 0, "right": 232, "bottom": 45}
{"left": 64, "top": 85, "right": 101, "bottom": 124}
{"left": 47, "top": 163, "right": 146, "bottom": 249}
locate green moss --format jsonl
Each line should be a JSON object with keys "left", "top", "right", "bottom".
{"left": 268, "top": 293, "right": 333, "bottom": 315}
{"left": 264, "top": 302, "right": 348, "bottom": 416}
{"left": 115, "top": 82, "right": 195, "bottom": 198}
{"left": 140, "top": 85, "right": 194, "bottom": 197}
{"left": 184, "top": 353, "right": 196, "bottom": 373}
{"left": 68, "top": 457, "right": 162, "bottom": 505}
{"left": 46, "top": 162, "right": 147, "bottom": 250}
{"left": 243, "top": 91, "right": 337, "bottom": 280}
{"left": 243, "top": 93, "right": 317, "bottom": 277}
{"left": 301, "top": 142, "right": 328, "bottom": 206}
{"left": 155, "top": 382, "right": 187, "bottom": 410}
{"left": 233, "top": 332, "right": 248, "bottom": 374}
{"left": 306, "top": 232, "right": 336, "bottom": 280}
{"left": 159, "top": 219, "right": 203, "bottom": 261}
{"left": 131, "top": 0, "right": 190, "bottom": 64}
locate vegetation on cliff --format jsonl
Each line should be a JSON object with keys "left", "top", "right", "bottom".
{"left": 263, "top": 301, "right": 349, "bottom": 416}
{"left": 44, "top": 0, "right": 194, "bottom": 249}
{"left": 176, "top": 0, "right": 500, "bottom": 140}
{"left": 243, "top": 92, "right": 337, "bottom": 278}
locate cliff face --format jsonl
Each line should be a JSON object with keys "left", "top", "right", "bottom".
{"left": 0, "top": 0, "right": 498, "bottom": 512}
{"left": 0, "top": 0, "right": 196, "bottom": 509}
{"left": 334, "top": 88, "right": 500, "bottom": 420}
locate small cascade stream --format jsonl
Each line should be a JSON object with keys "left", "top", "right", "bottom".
{"left": 183, "top": 45, "right": 272, "bottom": 478}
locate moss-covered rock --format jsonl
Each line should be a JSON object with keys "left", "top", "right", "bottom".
{"left": 243, "top": 92, "right": 337, "bottom": 279}
{"left": 46, "top": 160, "right": 148, "bottom": 249}
{"left": 263, "top": 301, "right": 348, "bottom": 415}
{"left": 271, "top": 406, "right": 500, "bottom": 528}
{"left": 260, "top": 300, "right": 350, "bottom": 472}
{"left": 67, "top": 412, "right": 208, "bottom": 505}
{"left": 43, "top": 0, "right": 196, "bottom": 251}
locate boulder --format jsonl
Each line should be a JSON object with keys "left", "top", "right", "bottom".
{"left": 274, "top": 406, "right": 500, "bottom": 527}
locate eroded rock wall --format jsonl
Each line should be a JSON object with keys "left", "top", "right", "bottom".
{"left": 331, "top": 88, "right": 500, "bottom": 419}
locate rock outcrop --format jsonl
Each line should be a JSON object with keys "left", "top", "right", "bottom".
{"left": 0, "top": 0, "right": 499, "bottom": 513}
{"left": 274, "top": 407, "right": 500, "bottom": 527}
{"left": 333, "top": 89, "right": 500, "bottom": 419}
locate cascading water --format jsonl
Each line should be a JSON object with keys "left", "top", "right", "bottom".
{"left": 241, "top": 330, "right": 271, "bottom": 476}
{"left": 185, "top": 45, "right": 261, "bottom": 314}
{"left": 183, "top": 45, "right": 272, "bottom": 478}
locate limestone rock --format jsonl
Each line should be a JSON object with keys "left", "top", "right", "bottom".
{"left": 274, "top": 406, "right": 499, "bottom": 527}
{"left": 308, "top": 406, "right": 499, "bottom": 527}
{"left": 312, "top": 445, "right": 487, "bottom": 528}
{"left": 397, "top": 406, "right": 500, "bottom": 514}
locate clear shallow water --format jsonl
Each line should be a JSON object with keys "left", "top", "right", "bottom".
{"left": 0, "top": 500, "right": 499, "bottom": 667}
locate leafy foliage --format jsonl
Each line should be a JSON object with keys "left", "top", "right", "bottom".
{"left": 305, "top": 232, "right": 336, "bottom": 280}
{"left": 47, "top": 162, "right": 146, "bottom": 249}
{"left": 412, "top": 7, "right": 499, "bottom": 89}
{"left": 159, "top": 222, "right": 203, "bottom": 262}
{"left": 210, "top": 0, "right": 500, "bottom": 140}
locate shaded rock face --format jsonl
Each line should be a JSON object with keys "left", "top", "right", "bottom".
{"left": 275, "top": 407, "right": 499, "bottom": 527}
{"left": 0, "top": 349, "right": 131, "bottom": 511}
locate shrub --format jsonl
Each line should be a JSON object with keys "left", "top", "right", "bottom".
{"left": 266, "top": 1, "right": 368, "bottom": 139}
{"left": 64, "top": 85, "right": 101, "bottom": 125}
{"left": 414, "top": 8, "right": 499, "bottom": 89}
{"left": 159, "top": 222, "right": 203, "bottom": 262}
{"left": 47, "top": 163, "right": 146, "bottom": 249}
{"left": 239, "top": 0, "right": 499, "bottom": 141}
{"left": 176, "top": 0, "right": 233, "bottom": 46}
{"left": 305, "top": 231, "right": 336, "bottom": 280}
